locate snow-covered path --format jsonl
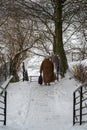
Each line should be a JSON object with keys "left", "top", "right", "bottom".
{"left": 0, "top": 74, "right": 87, "bottom": 130}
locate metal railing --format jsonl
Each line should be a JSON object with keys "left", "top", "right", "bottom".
{"left": 29, "top": 76, "right": 39, "bottom": 82}
{"left": 0, "top": 76, "right": 13, "bottom": 125}
{"left": 73, "top": 82, "right": 87, "bottom": 125}
{"left": 0, "top": 86, "right": 7, "bottom": 125}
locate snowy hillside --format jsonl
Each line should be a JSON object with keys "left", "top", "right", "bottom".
{"left": 0, "top": 71, "right": 87, "bottom": 130}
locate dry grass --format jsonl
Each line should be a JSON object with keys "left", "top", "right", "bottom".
{"left": 72, "top": 64, "right": 87, "bottom": 83}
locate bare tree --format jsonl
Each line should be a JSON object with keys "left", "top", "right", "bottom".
{"left": 0, "top": 14, "right": 42, "bottom": 81}
{"left": 0, "top": 0, "right": 86, "bottom": 78}
{"left": 63, "top": 0, "right": 87, "bottom": 60}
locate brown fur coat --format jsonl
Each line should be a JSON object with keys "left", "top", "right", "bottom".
{"left": 40, "top": 58, "right": 55, "bottom": 84}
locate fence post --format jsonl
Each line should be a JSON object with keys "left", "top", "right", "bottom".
{"left": 80, "top": 87, "right": 82, "bottom": 125}
{"left": 73, "top": 92, "right": 76, "bottom": 125}
{"left": 4, "top": 91, "right": 7, "bottom": 125}
{"left": 30, "top": 76, "right": 31, "bottom": 82}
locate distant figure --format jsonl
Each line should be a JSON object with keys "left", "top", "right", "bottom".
{"left": 22, "top": 62, "right": 29, "bottom": 81}
{"left": 51, "top": 54, "right": 60, "bottom": 80}
{"left": 40, "top": 56, "right": 56, "bottom": 85}
{"left": 25, "top": 70, "right": 29, "bottom": 81}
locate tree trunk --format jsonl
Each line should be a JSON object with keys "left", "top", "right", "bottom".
{"left": 53, "top": 0, "right": 68, "bottom": 77}
{"left": 10, "top": 57, "right": 19, "bottom": 82}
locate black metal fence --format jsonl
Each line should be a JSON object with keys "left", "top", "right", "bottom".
{"left": 0, "top": 62, "right": 10, "bottom": 86}
{"left": 0, "top": 86, "right": 7, "bottom": 125}
{"left": 0, "top": 76, "right": 13, "bottom": 126}
{"left": 73, "top": 82, "right": 87, "bottom": 125}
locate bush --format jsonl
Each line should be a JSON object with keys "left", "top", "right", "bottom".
{"left": 72, "top": 64, "right": 87, "bottom": 83}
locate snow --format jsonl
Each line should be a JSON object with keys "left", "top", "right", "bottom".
{"left": 0, "top": 58, "right": 87, "bottom": 130}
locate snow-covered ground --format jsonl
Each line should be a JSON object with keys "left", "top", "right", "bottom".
{"left": 0, "top": 71, "right": 87, "bottom": 130}
{"left": 0, "top": 55, "right": 87, "bottom": 130}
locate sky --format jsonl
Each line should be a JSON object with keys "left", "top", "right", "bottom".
{"left": 0, "top": 56, "right": 87, "bottom": 130}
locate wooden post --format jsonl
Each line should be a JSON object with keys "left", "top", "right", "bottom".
{"left": 30, "top": 76, "right": 31, "bottom": 82}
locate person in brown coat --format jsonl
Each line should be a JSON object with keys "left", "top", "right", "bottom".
{"left": 40, "top": 56, "right": 55, "bottom": 85}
